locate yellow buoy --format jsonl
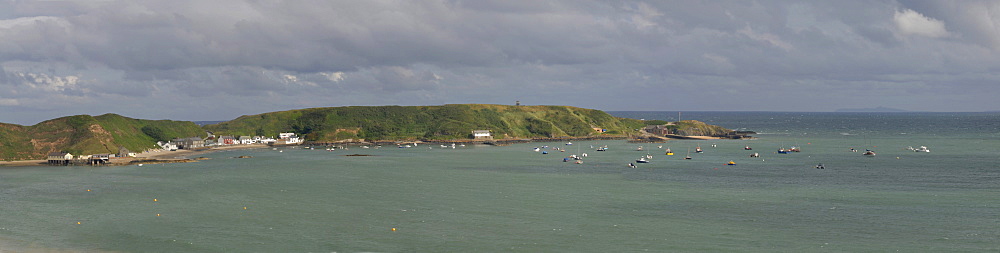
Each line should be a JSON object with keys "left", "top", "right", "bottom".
{"left": 243, "top": 207, "right": 247, "bottom": 210}
{"left": 391, "top": 227, "right": 397, "bottom": 231}
{"left": 86, "top": 189, "right": 91, "bottom": 192}
{"left": 156, "top": 214, "right": 161, "bottom": 217}
{"left": 153, "top": 198, "right": 158, "bottom": 202}
{"left": 77, "top": 222, "right": 81, "bottom": 225}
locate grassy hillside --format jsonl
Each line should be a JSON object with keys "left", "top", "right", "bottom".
{"left": 205, "top": 104, "right": 644, "bottom": 141}
{"left": 672, "top": 120, "right": 734, "bottom": 136}
{"left": 0, "top": 114, "right": 204, "bottom": 161}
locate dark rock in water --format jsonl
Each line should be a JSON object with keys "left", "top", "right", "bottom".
{"left": 344, "top": 154, "right": 373, "bottom": 156}
{"left": 235, "top": 155, "right": 254, "bottom": 159}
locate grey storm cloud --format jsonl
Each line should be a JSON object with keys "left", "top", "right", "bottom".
{"left": 1, "top": 0, "right": 1000, "bottom": 124}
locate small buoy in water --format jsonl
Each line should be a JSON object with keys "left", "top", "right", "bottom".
{"left": 77, "top": 222, "right": 81, "bottom": 225}
{"left": 86, "top": 189, "right": 91, "bottom": 192}
{"left": 391, "top": 227, "right": 397, "bottom": 232}
{"left": 244, "top": 207, "right": 247, "bottom": 210}
{"left": 138, "top": 164, "right": 143, "bottom": 167}
{"left": 156, "top": 214, "right": 160, "bottom": 217}
{"left": 896, "top": 157, "right": 900, "bottom": 159}
{"left": 153, "top": 198, "right": 158, "bottom": 202}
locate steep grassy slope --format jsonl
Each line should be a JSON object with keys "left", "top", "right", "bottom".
{"left": 671, "top": 120, "right": 734, "bottom": 136}
{"left": 0, "top": 114, "right": 204, "bottom": 161}
{"left": 205, "top": 104, "right": 644, "bottom": 141}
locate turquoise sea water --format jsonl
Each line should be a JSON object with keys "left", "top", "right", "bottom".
{"left": 1, "top": 112, "right": 998, "bottom": 252}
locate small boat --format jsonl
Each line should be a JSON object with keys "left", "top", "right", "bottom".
{"left": 665, "top": 148, "right": 674, "bottom": 155}
{"left": 636, "top": 157, "right": 650, "bottom": 163}
{"left": 778, "top": 148, "right": 789, "bottom": 154}
{"left": 750, "top": 152, "right": 760, "bottom": 157}
{"left": 566, "top": 142, "right": 573, "bottom": 145}
{"left": 908, "top": 146, "right": 930, "bottom": 152}
{"left": 815, "top": 163, "right": 825, "bottom": 169}
{"left": 596, "top": 146, "right": 607, "bottom": 151}
{"left": 628, "top": 163, "right": 637, "bottom": 168}
{"left": 744, "top": 145, "right": 752, "bottom": 150}
{"left": 863, "top": 149, "right": 876, "bottom": 156}
{"left": 542, "top": 151, "right": 549, "bottom": 154}
{"left": 684, "top": 148, "right": 692, "bottom": 159}
{"left": 726, "top": 160, "right": 736, "bottom": 166}
{"left": 636, "top": 146, "right": 644, "bottom": 151}
{"left": 533, "top": 147, "right": 541, "bottom": 152}
{"left": 645, "top": 154, "right": 653, "bottom": 159}
{"left": 695, "top": 146, "right": 703, "bottom": 153}
{"left": 789, "top": 146, "right": 801, "bottom": 152}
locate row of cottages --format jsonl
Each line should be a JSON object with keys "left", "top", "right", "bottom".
{"left": 47, "top": 147, "right": 136, "bottom": 166}
{"left": 172, "top": 137, "right": 205, "bottom": 149}
{"left": 164, "top": 133, "right": 301, "bottom": 150}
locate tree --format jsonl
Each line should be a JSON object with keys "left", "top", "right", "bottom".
{"left": 141, "top": 125, "right": 169, "bottom": 142}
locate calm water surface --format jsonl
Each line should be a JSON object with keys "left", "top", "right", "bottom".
{"left": 0, "top": 112, "right": 997, "bottom": 252}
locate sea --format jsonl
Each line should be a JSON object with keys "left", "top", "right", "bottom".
{"left": 0, "top": 111, "right": 997, "bottom": 252}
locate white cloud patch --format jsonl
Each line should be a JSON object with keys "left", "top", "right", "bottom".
{"left": 16, "top": 72, "right": 81, "bottom": 92}
{"left": 321, "top": 72, "right": 345, "bottom": 82}
{"left": 624, "top": 2, "right": 663, "bottom": 32}
{"left": 894, "top": 9, "right": 950, "bottom": 38}
{"left": 0, "top": 16, "right": 64, "bottom": 29}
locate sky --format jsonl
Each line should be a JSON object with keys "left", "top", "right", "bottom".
{"left": 2, "top": 0, "right": 1000, "bottom": 125}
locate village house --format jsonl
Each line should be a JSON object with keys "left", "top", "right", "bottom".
{"left": 277, "top": 133, "right": 302, "bottom": 145}
{"left": 219, "top": 136, "right": 236, "bottom": 145}
{"left": 173, "top": 137, "right": 205, "bottom": 149}
{"left": 90, "top": 154, "right": 112, "bottom": 165}
{"left": 239, "top": 136, "right": 253, "bottom": 145}
{"left": 157, "top": 141, "right": 178, "bottom": 151}
{"left": 472, "top": 130, "right": 492, "bottom": 140}
{"left": 644, "top": 125, "right": 675, "bottom": 136}
{"left": 47, "top": 152, "right": 73, "bottom": 165}
{"left": 259, "top": 136, "right": 276, "bottom": 145}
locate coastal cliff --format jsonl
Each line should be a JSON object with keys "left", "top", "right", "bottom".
{"left": 0, "top": 114, "right": 204, "bottom": 161}
{"left": 1, "top": 105, "right": 742, "bottom": 161}
{"left": 204, "top": 104, "right": 643, "bottom": 141}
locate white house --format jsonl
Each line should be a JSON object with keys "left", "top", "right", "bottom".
{"left": 157, "top": 141, "right": 178, "bottom": 151}
{"left": 47, "top": 152, "right": 73, "bottom": 165}
{"left": 277, "top": 133, "right": 303, "bottom": 145}
{"left": 472, "top": 130, "right": 492, "bottom": 139}
{"left": 239, "top": 136, "right": 254, "bottom": 145}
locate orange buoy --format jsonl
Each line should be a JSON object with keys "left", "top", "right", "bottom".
{"left": 391, "top": 227, "right": 397, "bottom": 231}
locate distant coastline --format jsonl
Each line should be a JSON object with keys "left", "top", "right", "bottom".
{"left": 834, "top": 106, "right": 909, "bottom": 112}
